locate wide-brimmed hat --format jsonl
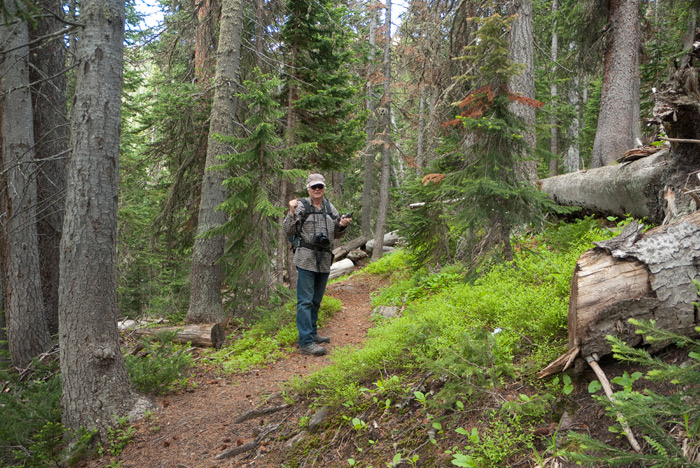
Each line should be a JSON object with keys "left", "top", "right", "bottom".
{"left": 306, "top": 173, "right": 326, "bottom": 188}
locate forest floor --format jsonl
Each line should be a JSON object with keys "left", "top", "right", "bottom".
{"left": 82, "top": 270, "right": 688, "bottom": 468}
{"left": 83, "top": 272, "right": 385, "bottom": 468}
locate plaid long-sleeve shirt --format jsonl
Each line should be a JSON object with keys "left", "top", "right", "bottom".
{"left": 283, "top": 198, "right": 347, "bottom": 273}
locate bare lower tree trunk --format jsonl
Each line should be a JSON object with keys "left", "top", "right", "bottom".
{"left": 508, "top": 0, "right": 537, "bottom": 183}
{"left": 361, "top": 0, "right": 379, "bottom": 239}
{"left": 416, "top": 85, "right": 427, "bottom": 173}
{"left": 372, "top": 0, "right": 392, "bottom": 261}
{"left": 283, "top": 43, "right": 299, "bottom": 289}
{"left": 186, "top": 0, "right": 245, "bottom": 323}
{"left": 548, "top": 0, "right": 559, "bottom": 177}
{"left": 30, "top": 0, "right": 68, "bottom": 335}
{"left": 590, "top": 0, "right": 641, "bottom": 167}
{"left": 0, "top": 8, "right": 52, "bottom": 369}
{"left": 59, "top": 0, "right": 151, "bottom": 439}
{"left": 566, "top": 68, "right": 581, "bottom": 172}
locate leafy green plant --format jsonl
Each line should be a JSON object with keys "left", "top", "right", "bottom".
{"left": 125, "top": 332, "right": 193, "bottom": 395}
{"left": 98, "top": 417, "right": 136, "bottom": 457}
{"left": 450, "top": 413, "right": 535, "bottom": 467}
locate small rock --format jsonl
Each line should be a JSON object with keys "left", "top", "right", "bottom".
{"left": 372, "top": 305, "right": 400, "bottom": 319}
{"left": 284, "top": 431, "right": 307, "bottom": 449}
{"left": 308, "top": 406, "right": 329, "bottom": 433}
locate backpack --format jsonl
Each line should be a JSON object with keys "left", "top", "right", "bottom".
{"left": 288, "top": 197, "right": 337, "bottom": 253}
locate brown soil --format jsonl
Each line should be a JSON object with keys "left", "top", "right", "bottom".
{"left": 84, "top": 273, "right": 383, "bottom": 468}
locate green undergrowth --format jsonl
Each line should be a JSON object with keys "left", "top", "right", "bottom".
{"left": 280, "top": 217, "right": 669, "bottom": 467}
{"left": 292, "top": 216, "right": 616, "bottom": 407}
{"left": 205, "top": 294, "right": 343, "bottom": 373}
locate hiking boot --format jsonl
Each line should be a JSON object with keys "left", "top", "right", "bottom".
{"left": 300, "top": 343, "right": 327, "bottom": 356}
{"left": 312, "top": 333, "right": 331, "bottom": 343}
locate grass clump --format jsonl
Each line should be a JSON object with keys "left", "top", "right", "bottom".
{"left": 208, "top": 294, "right": 343, "bottom": 373}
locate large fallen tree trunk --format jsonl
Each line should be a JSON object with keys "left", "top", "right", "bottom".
{"left": 539, "top": 147, "right": 677, "bottom": 224}
{"left": 132, "top": 323, "right": 226, "bottom": 348}
{"left": 539, "top": 211, "right": 700, "bottom": 378}
{"left": 540, "top": 38, "right": 700, "bottom": 225}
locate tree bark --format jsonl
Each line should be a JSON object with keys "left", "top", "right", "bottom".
{"left": 59, "top": 0, "right": 151, "bottom": 439}
{"left": 372, "top": 0, "right": 392, "bottom": 261}
{"left": 590, "top": 0, "right": 641, "bottom": 167}
{"left": 361, "top": 0, "right": 379, "bottom": 239}
{"left": 133, "top": 323, "right": 225, "bottom": 348}
{"left": 544, "top": 32, "right": 700, "bottom": 223}
{"left": 548, "top": 0, "right": 559, "bottom": 177}
{"left": 566, "top": 68, "right": 581, "bottom": 172}
{"left": 0, "top": 8, "right": 52, "bottom": 368}
{"left": 186, "top": 0, "right": 244, "bottom": 323}
{"left": 30, "top": 0, "right": 68, "bottom": 335}
{"left": 539, "top": 147, "right": 683, "bottom": 225}
{"left": 508, "top": 0, "right": 537, "bottom": 183}
{"left": 567, "top": 213, "right": 700, "bottom": 359}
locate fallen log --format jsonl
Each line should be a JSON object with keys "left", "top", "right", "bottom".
{"left": 332, "top": 236, "right": 368, "bottom": 261}
{"left": 540, "top": 211, "right": 700, "bottom": 378}
{"left": 132, "top": 323, "right": 225, "bottom": 348}
{"left": 539, "top": 147, "right": 679, "bottom": 224}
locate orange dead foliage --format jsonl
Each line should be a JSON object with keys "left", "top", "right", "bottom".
{"left": 442, "top": 86, "right": 543, "bottom": 129}
{"left": 422, "top": 173, "right": 446, "bottom": 185}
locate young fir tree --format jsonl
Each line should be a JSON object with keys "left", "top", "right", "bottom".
{"left": 210, "top": 69, "right": 306, "bottom": 314}
{"left": 402, "top": 13, "right": 566, "bottom": 267}
{"left": 280, "top": 0, "right": 365, "bottom": 172}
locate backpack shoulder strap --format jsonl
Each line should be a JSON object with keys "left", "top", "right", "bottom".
{"left": 323, "top": 198, "right": 337, "bottom": 220}
{"left": 298, "top": 198, "right": 312, "bottom": 225}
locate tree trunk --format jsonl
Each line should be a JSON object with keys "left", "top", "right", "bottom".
{"left": 133, "top": 323, "right": 225, "bottom": 348}
{"left": 372, "top": 0, "right": 392, "bottom": 261}
{"left": 59, "top": 0, "right": 151, "bottom": 439}
{"left": 566, "top": 68, "right": 581, "bottom": 172}
{"left": 186, "top": 0, "right": 245, "bottom": 323}
{"left": 590, "top": 0, "right": 641, "bottom": 167}
{"left": 416, "top": 85, "right": 427, "bottom": 173}
{"left": 283, "top": 40, "right": 299, "bottom": 289}
{"left": 508, "top": 0, "right": 537, "bottom": 183}
{"left": 361, "top": 0, "right": 379, "bottom": 239}
{"left": 0, "top": 8, "right": 52, "bottom": 369}
{"left": 548, "top": 0, "right": 559, "bottom": 177}
{"left": 194, "top": 0, "right": 219, "bottom": 81}
{"left": 568, "top": 213, "right": 700, "bottom": 359}
{"left": 30, "top": 0, "right": 68, "bottom": 335}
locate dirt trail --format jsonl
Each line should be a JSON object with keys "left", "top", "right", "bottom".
{"left": 86, "top": 276, "right": 377, "bottom": 468}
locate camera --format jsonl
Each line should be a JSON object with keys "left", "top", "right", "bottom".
{"left": 312, "top": 233, "right": 331, "bottom": 248}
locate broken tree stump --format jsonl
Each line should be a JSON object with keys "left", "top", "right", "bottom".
{"left": 132, "top": 323, "right": 226, "bottom": 348}
{"left": 539, "top": 211, "right": 700, "bottom": 378}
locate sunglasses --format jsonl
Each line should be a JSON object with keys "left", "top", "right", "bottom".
{"left": 310, "top": 184, "right": 325, "bottom": 190}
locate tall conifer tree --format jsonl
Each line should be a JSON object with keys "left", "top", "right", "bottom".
{"left": 280, "top": 0, "right": 364, "bottom": 172}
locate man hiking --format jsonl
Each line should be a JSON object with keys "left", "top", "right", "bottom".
{"left": 284, "top": 174, "right": 352, "bottom": 356}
